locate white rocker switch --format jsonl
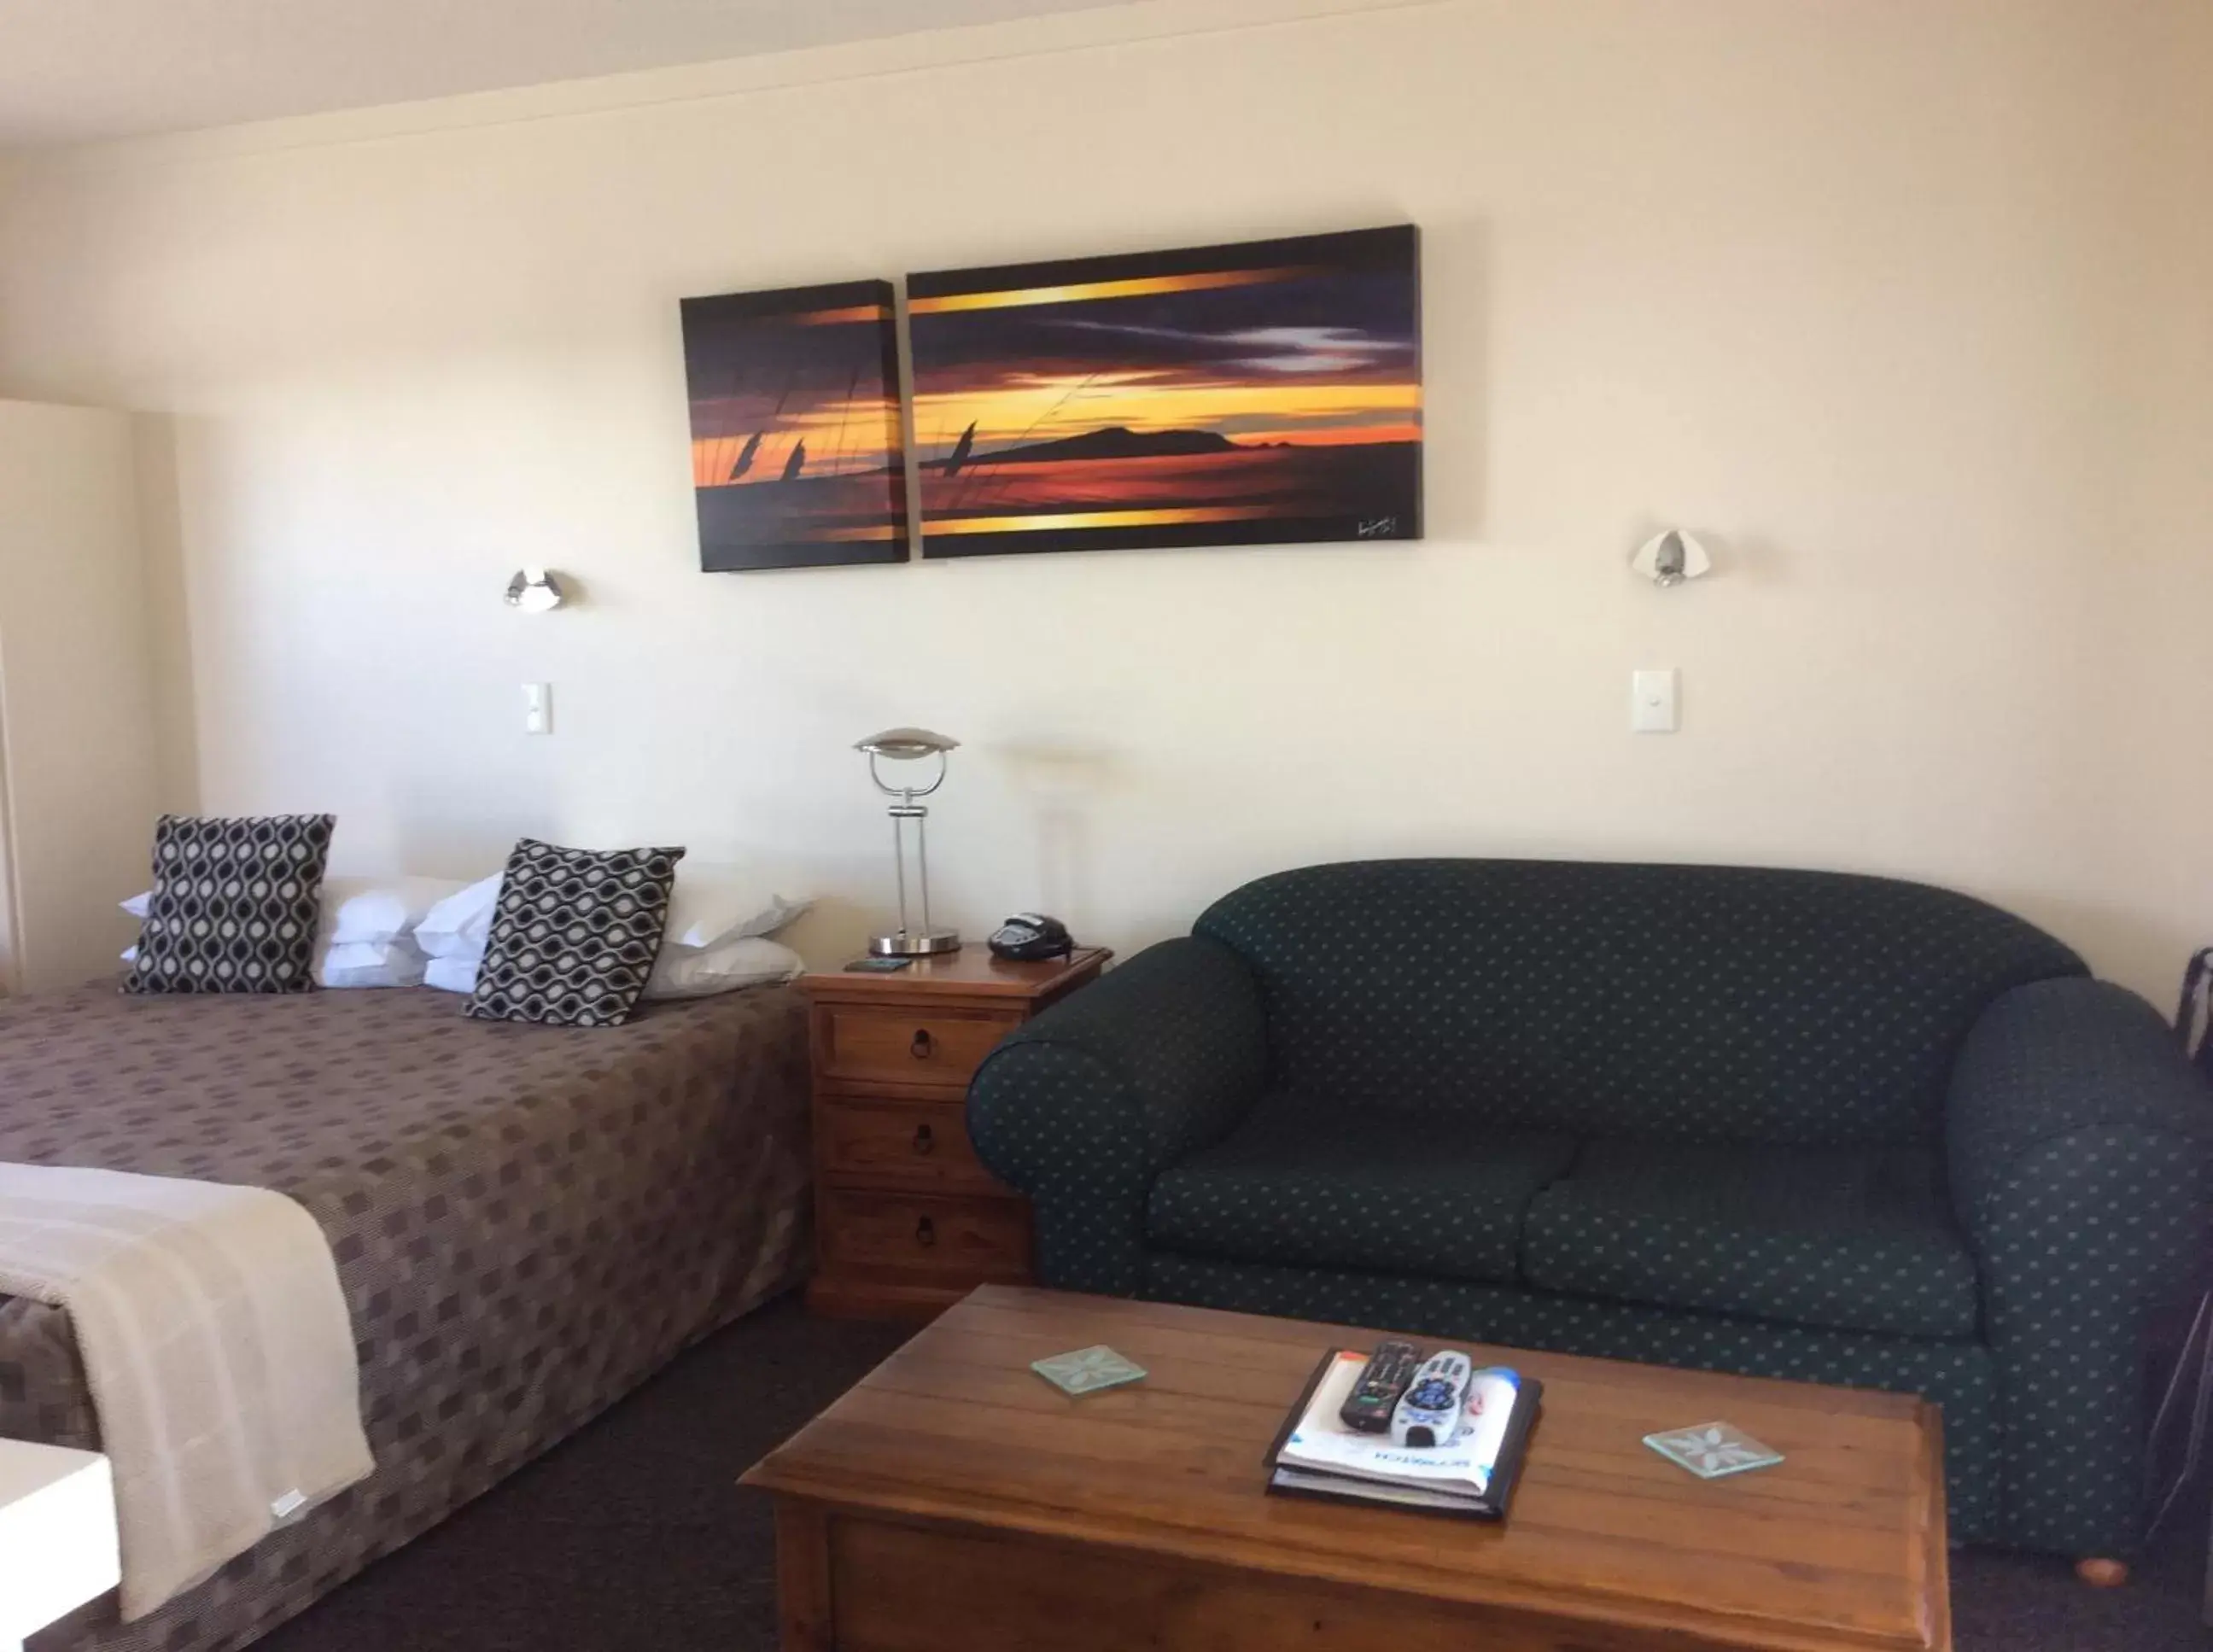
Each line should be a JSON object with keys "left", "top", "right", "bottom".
{"left": 1632, "top": 668, "right": 1679, "bottom": 733}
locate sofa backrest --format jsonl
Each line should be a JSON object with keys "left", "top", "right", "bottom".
{"left": 1193, "top": 859, "right": 2085, "bottom": 1146}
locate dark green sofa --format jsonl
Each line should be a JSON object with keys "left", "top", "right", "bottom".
{"left": 966, "top": 859, "right": 2212, "bottom": 1562}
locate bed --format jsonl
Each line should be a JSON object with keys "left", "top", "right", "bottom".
{"left": 0, "top": 980, "right": 813, "bottom": 1652}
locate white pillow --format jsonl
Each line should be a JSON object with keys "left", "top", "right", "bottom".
{"left": 319, "top": 939, "right": 429, "bottom": 989}
{"left": 120, "top": 936, "right": 429, "bottom": 989}
{"left": 325, "top": 877, "right": 465, "bottom": 948}
{"left": 121, "top": 876, "right": 464, "bottom": 949}
{"left": 423, "top": 954, "right": 479, "bottom": 995}
{"left": 422, "top": 937, "right": 803, "bottom": 1001}
{"left": 416, "top": 867, "right": 808, "bottom": 962}
{"left": 645, "top": 936, "right": 803, "bottom": 1001}
{"left": 664, "top": 867, "right": 810, "bottom": 950}
{"left": 413, "top": 873, "right": 502, "bottom": 960}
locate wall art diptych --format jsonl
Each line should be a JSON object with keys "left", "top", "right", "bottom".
{"left": 680, "top": 227, "right": 1422, "bottom": 569}
{"left": 907, "top": 225, "right": 1421, "bottom": 558}
{"left": 681, "top": 279, "right": 908, "bottom": 571}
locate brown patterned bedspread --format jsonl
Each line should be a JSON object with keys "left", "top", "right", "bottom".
{"left": 1, "top": 982, "right": 812, "bottom": 1652}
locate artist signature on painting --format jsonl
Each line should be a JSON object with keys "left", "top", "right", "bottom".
{"left": 1358, "top": 517, "right": 1400, "bottom": 538}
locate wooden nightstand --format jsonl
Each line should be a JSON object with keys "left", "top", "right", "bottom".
{"left": 801, "top": 946, "right": 1109, "bottom": 1320}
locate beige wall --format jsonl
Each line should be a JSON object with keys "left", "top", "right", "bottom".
{"left": 0, "top": 0, "right": 2204, "bottom": 995}
{"left": 2104, "top": 0, "right": 2213, "bottom": 1010}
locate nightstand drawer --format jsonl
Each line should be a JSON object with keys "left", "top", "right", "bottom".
{"left": 800, "top": 948, "right": 1107, "bottom": 1319}
{"left": 820, "top": 1190, "right": 1029, "bottom": 1278}
{"left": 820, "top": 1097, "right": 1003, "bottom": 1193}
{"left": 815, "top": 1006, "right": 1021, "bottom": 1089}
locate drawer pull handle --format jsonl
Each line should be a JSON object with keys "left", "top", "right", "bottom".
{"left": 915, "top": 1214, "right": 937, "bottom": 1248}
{"left": 913, "top": 1122, "right": 936, "bottom": 1155}
{"left": 910, "top": 1029, "right": 935, "bottom": 1059}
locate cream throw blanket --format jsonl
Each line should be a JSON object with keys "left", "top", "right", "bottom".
{"left": 0, "top": 1164, "right": 373, "bottom": 1620}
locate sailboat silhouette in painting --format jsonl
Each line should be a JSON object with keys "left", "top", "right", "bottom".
{"left": 906, "top": 225, "right": 1422, "bottom": 558}
{"left": 680, "top": 277, "right": 909, "bottom": 571}
{"left": 727, "top": 431, "right": 762, "bottom": 482}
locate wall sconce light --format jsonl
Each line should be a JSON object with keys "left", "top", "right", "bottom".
{"left": 1631, "top": 529, "right": 1712, "bottom": 588}
{"left": 505, "top": 567, "right": 569, "bottom": 611}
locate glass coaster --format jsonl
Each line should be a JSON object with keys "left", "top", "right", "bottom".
{"left": 1643, "top": 1421, "right": 1785, "bottom": 1480}
{"left": 1031, "top": 1345, "right": 1147, "bottom": 1397}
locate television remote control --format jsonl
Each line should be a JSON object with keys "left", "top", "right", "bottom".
{"left": 1391, "top": 1350, "right": 1474, "bottom": 1449}
{"left": 1339, "top": 1340, "right": 1422, "bottom": 1433}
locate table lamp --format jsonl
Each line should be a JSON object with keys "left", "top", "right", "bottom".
{"left": 855, "top": 727, "right": 961, "bottom": 956}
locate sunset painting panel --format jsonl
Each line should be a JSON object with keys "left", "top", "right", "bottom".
{"left": 908, "top": 225, "right": 1420, "bottom": 558}
{"left": 681, "top": 278, "right": 908, "bottom": 571}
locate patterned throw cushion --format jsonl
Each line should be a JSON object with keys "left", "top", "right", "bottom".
{"left": 124, "top": 814, "right": 336, "bottom": 995}
{"left": 464, "top": 839, "right": 683, "bottom": 1027}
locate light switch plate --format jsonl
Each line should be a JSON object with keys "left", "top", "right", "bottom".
{"left": 523, "top": 682, "right": 552, "bottom": 735}
{"left": 1632, "top": 668, "right": 1679, "bottom": 733}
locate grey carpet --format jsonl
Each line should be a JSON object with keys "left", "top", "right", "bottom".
{"left": 259, "top": 1294, "right": 2210, "bottom": 1650}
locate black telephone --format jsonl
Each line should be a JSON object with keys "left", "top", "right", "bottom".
{"left": 989, "top": 913, "right": 1074, "bottom": 961}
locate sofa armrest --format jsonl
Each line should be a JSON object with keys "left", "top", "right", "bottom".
{"left": 968, "top": 936, "right": 1267, "bottom": 1295}
{"left": 1945, "top": 977, "right": 2213, "bottom": 1556}
{"left": 1948, "top": 978, "right": 2212, "bottom": 1260}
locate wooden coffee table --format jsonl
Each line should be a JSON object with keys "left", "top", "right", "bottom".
{"left": 743, "top": 1286, "right": 1951, "bottom": 1651}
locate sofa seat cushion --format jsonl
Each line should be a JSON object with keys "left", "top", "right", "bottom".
{"left": 1146, "top": 1099, "right": 1577, "bottom": 1283}
{"left": 1522, "top": 1140, "right": 1980, "bottom": 1340}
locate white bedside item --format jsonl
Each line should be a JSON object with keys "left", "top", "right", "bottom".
{"left": 0, "top": 1440, "right": 120, "bottom": 1649}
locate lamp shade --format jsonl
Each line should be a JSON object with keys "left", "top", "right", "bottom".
{"left": 855, "top": 727, "right": 960, "bottom": 761}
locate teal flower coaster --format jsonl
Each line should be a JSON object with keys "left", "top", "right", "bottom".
{"left": 1643, "top": 1421, "right": 1784, "bottom": 1480}
{"left": 1031, "top": 1345, "right": 1147, "bottom": 1396}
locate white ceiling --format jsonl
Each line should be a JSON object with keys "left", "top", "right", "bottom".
{"left": 0, "top": 0, "right": 1130, "bottom": 149}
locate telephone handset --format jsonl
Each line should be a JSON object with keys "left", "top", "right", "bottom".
{"left": 988, "top": 913, "right": 1073, "bottom": 961}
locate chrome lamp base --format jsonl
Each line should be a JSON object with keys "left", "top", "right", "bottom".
{"left": 869, "top": 928, "right": 962, "bottom": 958}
